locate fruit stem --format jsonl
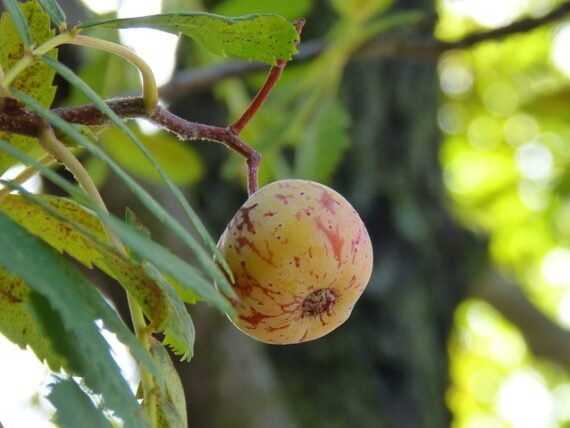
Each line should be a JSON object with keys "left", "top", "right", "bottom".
{"left": 228, "top": 18, "right": 305, "bottom": 136}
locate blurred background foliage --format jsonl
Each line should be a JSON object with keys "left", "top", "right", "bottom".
{"left": 3, "top": 0, "right": 570, "bottom": 427}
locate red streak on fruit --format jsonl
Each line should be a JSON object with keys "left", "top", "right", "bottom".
{"left": 315, "top": 217, "right": 344, "bottom": 267}
{"left": 275, "top": 193, "right": 294, "bottom": 204}
{"left": 235, "top": 236, "right": 276, "bottom": 266}
{"left": 319, "top": 191, "right": 338, "bottom": 214}
{"left": 263, "top": 211, "right": 276, "bottom": 217}
{"left": 236, "top": 203, "right": 258, "bottom": 233}
{"left": 239, "top": 307, "right": 274, "bottom": 327}
{"left": 266, "top": 323, "right": 290, "bottom": 333}
{"left": 294, "top": 256, "right": 301, "bottom": 267}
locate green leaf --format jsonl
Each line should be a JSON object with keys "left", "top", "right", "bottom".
{"left": 0, "top": 0, "right": 57, "bottom": 174}
{"left": 294, "top": 97, "right": 351, "bottom": 182}
{"left": 0, "top": 185, "right": 167, "bottom": 398}
{"left": 1, "top": 0, "right": 32, "bottom": 46}
{"left": 37, "top": 0, "right": 66, "bottom": 29}
{"left": 0, "top": 194, "right": 170, "bottom": 331}
{"left": 77, "top": 12, "right": 299, "bottom": 64}
{"left": 38, "top": 59, "right": 235, "bottom": 299}
{"left": 150, "top": 339, "right": 188, "bottom": 428}
{"left": 100, "top": 125, "right": 204, "bottom": 186}
{"left": 48, "top": 377, "right": 113, "bottom": 428}
{"left": 214, "top": 0, "right": 313, "bottom": 21}
{"left": 0, "top": 212, "right": 149, "bottom": 428}
{"left": 0, "top": 269, "right": 64, "bottom": 370}
{"left": 144, "top": 263, "right": 195, "bottom": 361}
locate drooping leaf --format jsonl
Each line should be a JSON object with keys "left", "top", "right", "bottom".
{"left": 36, "top": 59, "right": 235, "bottom": 294}
{"left": 0, "top": 269, "right": 64, "bottom": 370}
{"left": 100, "top": 125, "right": 203, "bottom": 186}
{"left": 150, "top": 338, "right": 188, "bottom": 428}
{"left": 144, "top": 263, "right": 195, "bottom": 361}
{"left": 37, "top": 0, "right": 67, "bottom": 29}
{"left": 0, "top": 186, "right": 167, "bottom": 397}
{"left": 0, "top": 212, "right": 148, "bottom": 428}
{"left": 48, "top": 377, "right": 113, "bottom": 428}
{"left": 77, "top": 12, "right": 299, "bottom": 65}
{"left": 0, "top": 1, "right": 57, "bottom": 174}
{"left": 295, "top": 96, "right": 351, "bottom": 183}
{"left": 0, "top": 194, "right": 170, "bottom": 330}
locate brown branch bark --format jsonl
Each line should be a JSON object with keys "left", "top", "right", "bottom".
{"left": 0, "top": 96, "right": 261, "bottom": 192}
{"left": 476, "top": 270, "right": 570, "bottom": 369}
{"left": 159, "top": 1, "right": 570, "bottom": 98}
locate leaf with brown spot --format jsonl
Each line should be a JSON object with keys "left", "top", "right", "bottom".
{"left": 0, "top": 1, "right": 58, "bottom": 174}
{"left": 0, "top": 195, "right": 169, "bottom": 330}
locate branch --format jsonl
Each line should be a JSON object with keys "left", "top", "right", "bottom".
{"left": 0, "top": 96, "right": 261, "bottom": 193}
{"left": 158, "top": 1, "right": 570, "bottom": 98}
{"left": 476, "top": 270, "right": 570, "bottom": 369}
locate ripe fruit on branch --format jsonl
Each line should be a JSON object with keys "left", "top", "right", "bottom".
{"left": 217, "top": 179, "right": 373, "bottom": 344}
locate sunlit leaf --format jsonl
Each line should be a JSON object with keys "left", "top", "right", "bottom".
{"left": 48, "top": 377, "right": 113, "bottom": 428}
{"left": 1, "top": 0, "right": 32, "bottom": 46}
{"left": 0, "top": 194, "right": 170, "bottom": 330}
{"left": 0, "top": 1, "right": 57, "bottom": 174}
{"left": 77, "top": 12, "right": 299, "bottom": 64}
{"left": 0, "top": 269, "right": 64, "bottom": 370}
{"left": 0, "top": 212, "right": 148, "bottom": 428}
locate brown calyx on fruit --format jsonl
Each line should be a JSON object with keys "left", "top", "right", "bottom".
{"left": 301, "top": 288, "right": 337, "bottom": 325}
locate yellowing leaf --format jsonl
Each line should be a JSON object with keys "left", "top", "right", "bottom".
{"left": 0, "top": 1, "right": 58, "bottom": 174}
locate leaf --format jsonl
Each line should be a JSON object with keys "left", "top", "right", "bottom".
{"left": 214, "top": 0, "right": 313, "bottom": 21}
{"left": 150, "top": 339, "right": 188, "bottom": 428}
{"left": 144, "top": 263, "right": 195, "bottom": 361}
{"left": 77, "top": 12, "right": 300, "bottom": 65}
{"left": 37, "top": 0, "right": 67, "bottom": 29}
{"left": 294, "top": 97, "right": 351, "bottom": 183}
{"left": 48, "top": 377, "right": 113, "bottom": 428}
{"left": 0, "top": 269, "right": 64, "bottom": 370}
{"left": 0, "top": 1, "right": 58, "bottom": 174}
{"left": 0, "top": 194, "right": 170, "bottom": 331}
{"left": 100, "top": 125, "right": 204, "bottom": 186}
{"left": 1, "top": 0, "right": 32, "bottom": 46}
{"left": 0, "top": 212, "right": 149, "bottom": 428}
{"left": 38, "top": 59, "right": 235, "bottom": 298}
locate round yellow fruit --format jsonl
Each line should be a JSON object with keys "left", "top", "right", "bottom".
{"left": 218, "top": 179, "right": 373, "bottom": 344}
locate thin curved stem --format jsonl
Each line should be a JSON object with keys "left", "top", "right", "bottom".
{"left": 67, "top": 35, "right": 158, "bottom": 112}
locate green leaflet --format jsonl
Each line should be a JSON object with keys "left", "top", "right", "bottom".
{"left": 77, "top": 12, "right": 299, "bottom": 65}
{"left": 0, "top": 194, "right": 169, "bottom": 331}
{"left": 0, "top": 1, "right": 57, "bottom": 174}
{"left": 48, "top": 377, "right": 113, "bottom": 428}
{"left": 150, "top": 339, "right": 188, "bottom": 428}
{"left": 0, "top": 212, "right": 149, "bottom": 428}
{"left": 36, "top": 0, "right": 67, "bottom": 29}
{"left": 0, "top": 269, "right": 64, "bottom": 370}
